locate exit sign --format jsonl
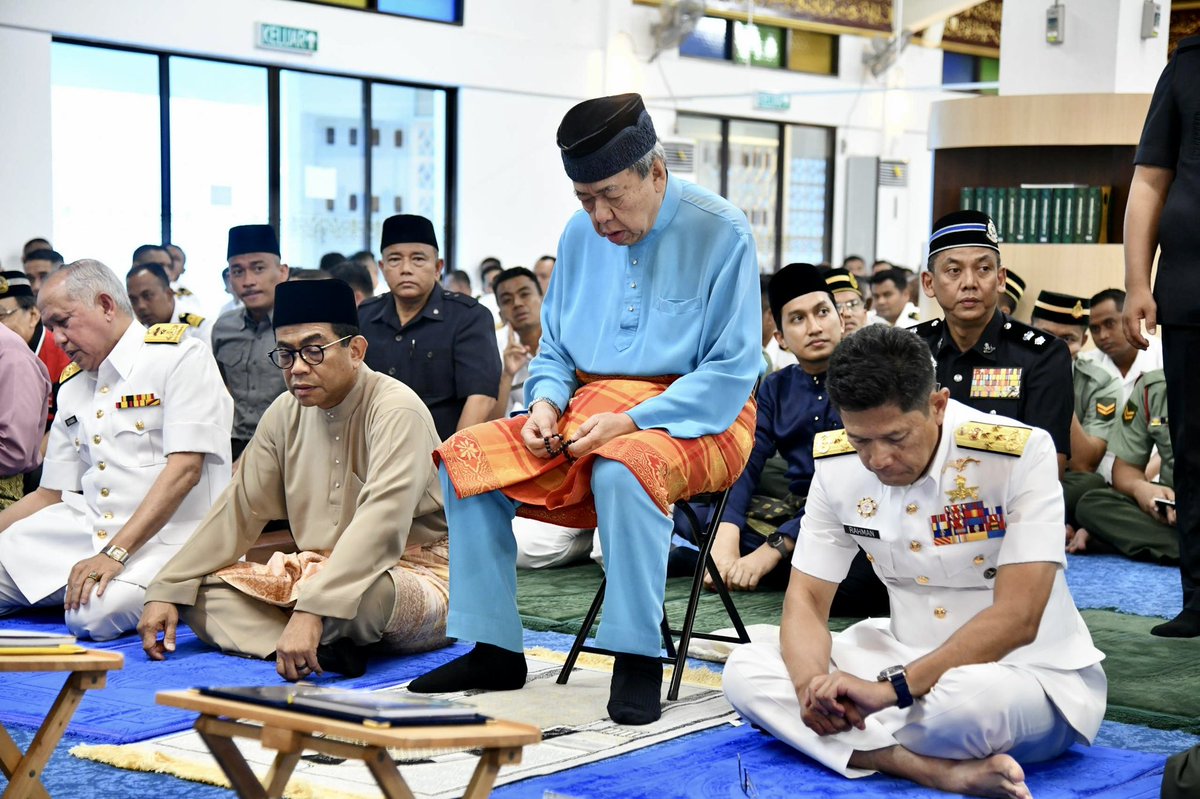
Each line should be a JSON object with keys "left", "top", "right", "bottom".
{"left": 754, "top": 92, "right": 791, "bottom": 112}
{"left": 257, "top": 23, "right": 319, "bottom": 55}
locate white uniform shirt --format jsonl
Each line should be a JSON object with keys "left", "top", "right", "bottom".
{"left": 0, "top": 321, "right": 233, "bottom": 602}
{"left": 795, "top": 399, "right": 1106, "bottom": 739}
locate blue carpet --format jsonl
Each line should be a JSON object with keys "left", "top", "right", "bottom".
{"left": 493, "top": 722, "right": 1168, "bottom": 799}
{"left": 0, "top": 610, "right": 471, "bottom": 743}
{"left": 1065, "top": 554, "right": 1181, "bottom": 619}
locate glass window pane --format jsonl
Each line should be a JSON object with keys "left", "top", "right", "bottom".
{"left": 727, "top": 120, "right": 779, "bottom": 272}
{"left": 377, "top": 0, "right": 461, "bottom": 23}
{"left": 52, "top": 44, "right": 161, "bottom": 271}
{"left": 169, "top": 57, "right": 268, "bottom": 315}
{"left": 280, "top": 71, "right": 366, "bottom": 269}
{"left": 733, "top": 22, "right": 783, "bottom": 68}
{"left": 674, "top": 115, "right": 723, "bottom": 196}
{"left": 369, "top": 83, "right": 447, "bottom": 263}
{"left": 782, "top": 125, "right": 832, "bottom": 267}
{"left": 679, "top": 16, "right": 728, "bottom": 60}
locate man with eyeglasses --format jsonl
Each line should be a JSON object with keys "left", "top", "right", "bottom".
{"left": 824, "top": 268, "right": 868, "bottom": 334}
{"left": 139, "top": 280, "right": 450, "bottom": 679}
{"left": 211, "top": 225, "right": 290, "bottom": 460}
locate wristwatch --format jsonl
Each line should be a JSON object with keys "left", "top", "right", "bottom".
{"left": 766, "top": 532, "right": 792, "bottom": 558}
{"left": 877, "top": 664, "right": 914, "bottom": 709}
{"left": 100, "top": 544, "right": 130, "bottom": 565}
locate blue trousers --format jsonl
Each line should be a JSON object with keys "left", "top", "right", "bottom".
{"left": 441, "top": 458, "right": 670, "bottom": 657}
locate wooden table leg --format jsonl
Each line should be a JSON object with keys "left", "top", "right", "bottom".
{"left": 259, "top": 727, "right": 303, "bottom": 799}
{"left": 3, "top": 671, "right": 102, "bottom": 799}
{"left": 462, "top": 747, "right": 523, "bottom": 799}
{"left": 196, "top": 724, "right": 269, "bottom": 799}
{"left": 362, "top": 746, "right": 416, "bottom": 799}
{"left": 0, "top": 723, "right": 50, "bottom": 799}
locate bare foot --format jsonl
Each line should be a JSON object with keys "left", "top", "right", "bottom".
{"left": 852, "top": 747, "right": 1031, "bottom": 799}
{"left": 1067, "top": 528, "right": 1090, "bottom": 554}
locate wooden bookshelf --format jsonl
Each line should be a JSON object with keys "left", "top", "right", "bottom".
{"left": 922, "top": 93, "right": 1152, "bottom": 322}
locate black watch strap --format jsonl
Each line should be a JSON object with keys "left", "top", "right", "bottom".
{"left": 767, "top": 532, "right": 791, "bottom": 556}
{"left": 878, "top": 665, "right": 914, "bottom": 709}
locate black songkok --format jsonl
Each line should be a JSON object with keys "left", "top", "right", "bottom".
{"left": 824, "top": 268, "right": 862, "bottom": 298}
{"left": 928, "top": 210, "right": 1000, "bottom": 259}
{"left": 557, "top": 93, "right": 658, "bottom": 183}
{"left": 0, "top": 271, "right": 34, "bottom": 300}
{"left": 768, "top": 263, "right": 834, "bottom": 326}
{"left": 227, "top": 225, "right": 280, "bottom": 260}
{"left": 381, "top": 215, "right": 438, "bottom": 252}
{"left": 273, "top": 279, "right": 359, "bottom": 330}
{"left": 1004, "top": 269, "right": 1026, "bottom": 307}
{"left": 1032, "top": 289, "right": 1089, "bottom": 326}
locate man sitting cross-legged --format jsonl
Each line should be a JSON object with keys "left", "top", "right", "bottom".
{"left": 139, "top": 279, "right": 450, "bottom": 681}
{"left": 724, "top": 325, "right": 1106, "bottom": 799}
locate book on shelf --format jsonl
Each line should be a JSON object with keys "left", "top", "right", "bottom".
{"left": 958, "top": 184, "right": 1110, "bottom": 244}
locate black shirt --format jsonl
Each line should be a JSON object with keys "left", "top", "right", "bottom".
{"left": 1136, "top": 35, "right": 1200, "bottom": 325}
{"left": 913, "top": 310, "right": 1074, "bottom": 456}
{"left": 359, "top": 289, "right": 501, "bottom": 442}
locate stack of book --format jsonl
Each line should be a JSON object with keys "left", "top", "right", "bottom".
{"left": 0, "top": 630, "right": 84, "bottom": 655}
{"left": 959, "top": 184, "right": 1112, "bottom": 244}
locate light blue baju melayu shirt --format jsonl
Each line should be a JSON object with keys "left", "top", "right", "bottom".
{"left": 525, "top": 175, "right": 761, "bottom": 439}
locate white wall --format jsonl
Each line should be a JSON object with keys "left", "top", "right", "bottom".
{"left": 999, "top": 0, "right": 1168, "bottom": 96}
{"left": 0, "top": 26, "right": 53, "bottom": 269}
{"left": 0, "top": 0, "right": 952, "bottom": 276}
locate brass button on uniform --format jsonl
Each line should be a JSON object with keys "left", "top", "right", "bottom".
{"left": 100, "top": 386, "right": 110, "bottom": 394}
{"left": 973, "top": 555, "right": 986, "bottom": 565}
{"left": 100, "top": 488, "right": 110, "bottom": 497}
{"left": 97, "top": 530, "right": 108, "bottom": 539}
{"left": 136, "top": 420, "right": 145, "bottom": 431}
{"left": 95, "top": 409, "right": 104, "bottom": 419}
{"left": 865, "top": 553, "right": 875, "bottom": 563}
{"left": 98, "top": 461, "right": 106, "bottom": 470}
{"left": 934, "top": 607, "right": 947, "bottom": 619}
{"left": 906, "top": 503, "right": 918, "bottom": 515}
{"left": 909, "top": 540, "right": 922, "bottom": 552}
{"left": 93, "top": 435, "right": 101, "bottom": 445}
{"left": 916, "top": 576, "right": 930, "bottom": 585}
{"left": 984, "top": 568, "right": 997, "bottom": 579}
{"left": 103, "top": 512, "right": 113, "bottom": 520}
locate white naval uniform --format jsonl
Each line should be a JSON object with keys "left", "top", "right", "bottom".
{"left": 0, "top": 321, "right": 233, "bottom": 640}
{"left": 178, "top": 310, "right": 214, "bottom": 349}
{"left": 723, "top": 400, "right": 1106, "bottom": 778}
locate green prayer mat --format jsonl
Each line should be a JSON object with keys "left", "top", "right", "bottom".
{"left": 515, "top": 566, "right": 1200, "bottom": 732}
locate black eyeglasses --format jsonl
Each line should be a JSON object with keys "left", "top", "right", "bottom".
{"left": 268, "top": 335, "right": 352, "bottom": 369}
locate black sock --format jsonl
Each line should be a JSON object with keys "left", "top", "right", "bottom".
{"left": 316, "top": 638, "right": 368, "bottom": 678}
{"left": 607, "top": 654, "right": 662, "bottom": 725}
{"left": 1151, "top": 608, "right": 1200, "bottom": 638}
{"left": 407, "top": 643, "right": 526, "bottom": 693}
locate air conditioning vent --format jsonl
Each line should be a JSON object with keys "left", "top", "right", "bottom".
{"left": 878, "top": 159, "right": 908, "bottom": 187}
{"left": 663, "top": 139, "right": 696, "bottom": 174}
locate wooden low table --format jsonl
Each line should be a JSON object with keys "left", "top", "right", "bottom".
{"left": 0, "top": 649, "right": 124, "bottom": 798}
{"left": 158, "top": 689, "right": 542, "bottom": 799}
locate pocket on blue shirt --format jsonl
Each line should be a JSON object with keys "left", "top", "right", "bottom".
{"left": 653, "top": 296, "right": 702, "bottom": 315}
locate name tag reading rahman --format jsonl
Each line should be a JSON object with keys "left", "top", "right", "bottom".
{"left": 843, "top": 525, "right": 880, "bottom": 539}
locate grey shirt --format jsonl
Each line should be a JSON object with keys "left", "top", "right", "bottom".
{"left": 211, "top": 307, "right": 286, "bottom": 442}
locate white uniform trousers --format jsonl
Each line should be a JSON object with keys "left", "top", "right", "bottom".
{"left": 724, "top": 641, "right": 1094, "bottom": 778}
{"left": 512, "top": 518, "right": 594, "bottom": 570}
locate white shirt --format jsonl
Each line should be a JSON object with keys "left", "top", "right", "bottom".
{"left": 0, "top": 321, "right": 233, "bottom": 601}
{"left": 1080, "top": 337, "right": 1163, "bottom": 481}
{"left": 795, "top": 400, "right": 1106, "bottom": 740}
{"left": 870, "top": 301, "right": 921, "bottom": 329}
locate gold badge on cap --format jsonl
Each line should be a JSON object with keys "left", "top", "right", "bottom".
{"left": 1071, "top": 300, "right": 1084, "bottom": 319}
{"left": 857, "top": 497, "right": 878, "bottom": 519}
{"left": 986, "top": 220, "right": 999, "bottom": 243}
{"left": 0, "top": 275, "right": 7, "bottom": 293}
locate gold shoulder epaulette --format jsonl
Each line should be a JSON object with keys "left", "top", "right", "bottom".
{"left": 955, "top": 422, "right": 1031, "bottom": 457}
{"left": 813, "top": 429, "right": 855, "bottom": 459}
{"left": 145, "top": 323, "right": 188, "bottom": 344}
{"left": 179, "top": 312, "right": 205, "bottom": 328}
{"left": 175, "top": 286, "right": 193, "bottom": 296}
{"left": 59, "top": 362, "right": 82, "bottom": 384}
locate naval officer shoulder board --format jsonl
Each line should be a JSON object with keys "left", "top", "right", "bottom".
{"left": 59, "top": 362, "right": 82, "bottom": 384}
{"left": 179, "top": 312, "right": 205, "bottom": 328}
{"left": 145, "top": 323, "right": 188, "bottom": 344}
{"left": 813, "top": 428, "right": 854, "bottom": 459}
{"left": 954, "top": 421, "right": 1031, "bottom": 457}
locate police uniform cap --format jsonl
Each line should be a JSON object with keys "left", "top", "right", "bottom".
{"left": 273, "top": 279, "right": 359, "bottom": 330}
{"left": 824, "top": 268, "right": 862, "bottom": 298}
{"left": 0, "top": 271, "right": 34, "bottom": 299}
{"left": 557, "top": 93, "right": 658, "bottom": 183}
{"left": 381, "top": 215, "right": 438, "bottom": 252}
{"left": 769, "top": 263, "right": 834, "bottom": 325}
{"left": 227, "top": 225, "right": 280, "bottom": 260}
{"left": 1031, "top": 289, "right": 1090, "bottom": 326}
{"left": 929, "top": 210, "right": 1000, "bottom": 259}
{"left": 1004, "top": 269, "right": 1026, "bottom": 305}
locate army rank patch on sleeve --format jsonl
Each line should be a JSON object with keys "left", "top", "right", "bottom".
{"left": 1096, "top": 399, "right": 1116, "bottom": 420}
{"left": 1122, "top": 401, "right": 1138, "bottom": 424}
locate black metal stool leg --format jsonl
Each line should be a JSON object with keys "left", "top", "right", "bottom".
{"left": 556, "top": 577, "right": 607, "bottom": 685}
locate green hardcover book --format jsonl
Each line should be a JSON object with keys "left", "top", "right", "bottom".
{"left": 992, "top": 187, "right": 1005, "bottom": 238}
{"left": 1050, "top": 189, "right": 1065, "bottom": 243}
{"left": 960, "top": 187, "right": 973, "bottom": 211}
{"left": 1082, "top": 187, "right": 1099, "bottom": 244}
{"left": 984, "top": 187, "right": 999, "bottom": 224}
{"left": 1037, "top": 188, "right": 1052, "bottom": 243}
{"left": 1097, "top": 186, "right": 1112, "bottom": 243}
{"left": 1073, "top": 187, "right": 1088, "bottom": 243}
{"left": 1061, "top": 189, "right": 1076, "bottom": 243}
{"left": 1015, "top": 188, "right": 1029, "bottom": 243}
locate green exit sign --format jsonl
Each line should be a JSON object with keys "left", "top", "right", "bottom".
{"left": 754, "top": 92, "right": 791, "bottom": 112}
{"left": 257, "top": 23, "right": 319, "bottom": 55}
